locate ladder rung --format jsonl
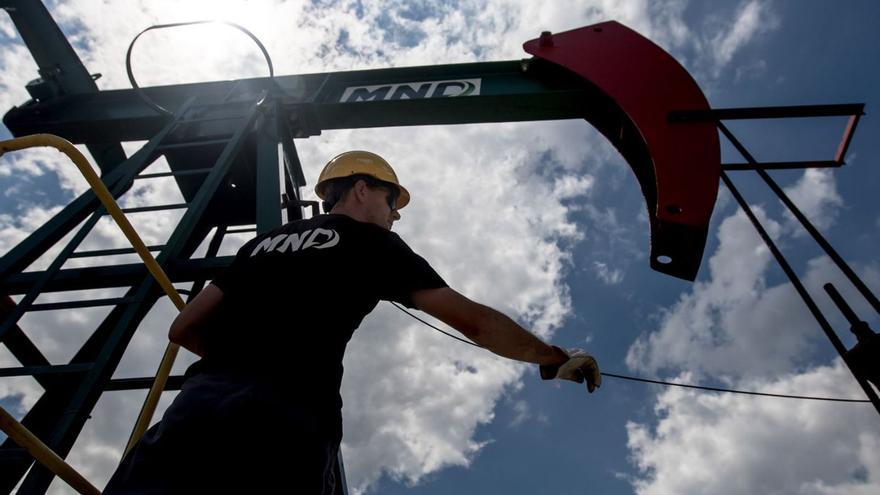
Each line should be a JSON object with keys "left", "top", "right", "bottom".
{"left": 154, "top": 139, "right": 230, "bottom": 151}
{"left": 119, "top": 203, "right": 188, "bottom": 214}
{"left": 105, "top": 375, "right": 187, "bottom": 391}
{"left": 29, "top": 297, "right": 138, "bottom": 311}
{"left": 197, "top": 99, "right": 256, "bottom": 108}
{"left": 226, "top": 227, "right": 257, "bottom": 234}
{"left": 0, "top": 363, "right": 93, "bottom": 378}
{"left": 175, "top": 115, "right": 241, "bottom": 124}
{"left": 69, "top": 245, "right": 164, "bottom": 258}
{"left": 185, "top": 101, "right": 254, "bottom": 114}
{"left": 135, "top": 168, "right": 213, "bottom": 180}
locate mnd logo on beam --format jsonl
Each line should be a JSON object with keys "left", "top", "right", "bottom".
{"left": 339, "top": 79, "right": 482, "bottom": 103}
{"left": 250, "top": 228, "right": 340, "bottom": 257}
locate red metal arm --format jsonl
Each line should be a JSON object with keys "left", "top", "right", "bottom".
{"left": 525, "top": 22, "right": 720, "bottom": 281}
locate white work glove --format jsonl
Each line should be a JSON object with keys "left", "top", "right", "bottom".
{"left": 539, "top": 346, "right": 602, "bottom": 393}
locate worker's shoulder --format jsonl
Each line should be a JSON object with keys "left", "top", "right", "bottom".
{"left": 270, "top": 213, "right": 354, "bottom": 234}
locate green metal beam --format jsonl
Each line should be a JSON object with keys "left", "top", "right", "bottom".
{"left": 2, "top": 257, "right": 235, "bottom": 294}
{"left": 0, "top": 0, "right": 97, "bottom": 94}
{"left": 4, "top": 59, "right": 594, "bottom": 143}
{"left": 0, "top": 0, "right": 128, "bottom": 172}
{"left": 255, "top": 105, "right": 282, "bottom": 233}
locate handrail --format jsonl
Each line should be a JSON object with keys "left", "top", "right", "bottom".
{"left": 0, "top": 407, "right": 100, "bottom": 494}
{"left": 0, "top": 134, "right": 189, "bottom": 489}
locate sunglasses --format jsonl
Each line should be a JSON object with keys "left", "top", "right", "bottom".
{"left": 385, "top": 188, "right": 400, "bottom": 210}
{"left": 363, "top": 177, "right": 399, "bottom": 210}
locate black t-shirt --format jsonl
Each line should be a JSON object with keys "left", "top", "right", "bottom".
{"left": 190, "top": 214, "right": 447, "bottom": 422}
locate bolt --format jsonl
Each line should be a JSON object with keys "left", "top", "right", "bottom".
{"left": 539, "top": 31, "right": 554, "bottom": 47}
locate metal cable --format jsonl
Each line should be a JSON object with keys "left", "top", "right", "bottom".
{"left": 389, "top": 301, "right": 481, "bottom": 348}
{"left": 388, "top": 302, "right": 871, "bottom": 403}
{"left": 599, "top": 372, "right": 870, "bottom": 403}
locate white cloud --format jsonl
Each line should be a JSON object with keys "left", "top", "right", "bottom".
{"left": 582, "top": 203, "right": 642, "bottom": 252}
{"left": 626, "top": 360, "right": 880, "bottom": 495}
{"left": 0, "top": 13, "right": 17, "bottom": 39}
{"left": 0, "top": 144, "right": 93, "bottom": 206}
{"left": 0, "top": 205, "right": 63, "bottom": 257}
{"left": 508, "top": 399, "right": 531, "bottom": 428}
{"left": 0, "top": 43, "right": 37, "bottom": 123}
{"left": 593, "top": 260, "right": 623, "bottom": 285}
{"left": 342, "top": 305, "right": 521, "bottom": 492}
{"left": 782, "top": 168, "right": 844, "bottom": 235}
{"left": 0, "top": 346, "right": 42, "bottom": 414}
{"left": 626, "top": 207, "right": 788, "bottom": 379}
{"left": 734, "top": 57, "right": 767, "bottom": 82}
{"left": 553, "top": 174, "right": 594, "bottom": 200}
{"left": 48, "top": 389, "right": 182, "bottom": 494}
{"left": 711, "top": 1, "right": 776, "bottom": 72}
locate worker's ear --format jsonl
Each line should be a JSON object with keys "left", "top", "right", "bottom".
{"left": 352, "top": 179, "right": 369, "bottom": 203}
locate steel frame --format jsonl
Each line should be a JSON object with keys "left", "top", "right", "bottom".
{"left": 675, "top": 105, "right": 880, "bottom": 415}
{"left": 0, "top": 2, "right": 876, "bottom": 494}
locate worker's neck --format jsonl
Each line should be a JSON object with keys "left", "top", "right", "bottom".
{"left": 329, "top": 203, "right": 368, "bottom": 223}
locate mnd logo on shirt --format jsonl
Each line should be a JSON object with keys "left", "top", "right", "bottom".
{"left": 250, "top": 228, "right": 340, "bottom": 257}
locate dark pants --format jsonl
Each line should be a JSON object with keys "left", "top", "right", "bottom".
{"left": 104, "top": 371, "right": 339, "bottom": 494}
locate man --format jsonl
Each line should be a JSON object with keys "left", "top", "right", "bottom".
{"left": 104, "top": 150, "right": 600, "bottom": 494}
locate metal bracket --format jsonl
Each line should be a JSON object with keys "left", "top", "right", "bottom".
{"left": 281, "top": 194, "right": 320, "bottom": 218}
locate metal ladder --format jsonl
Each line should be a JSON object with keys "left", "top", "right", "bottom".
{"left": 0, "top": 92, "right": 269, "bottom": 493}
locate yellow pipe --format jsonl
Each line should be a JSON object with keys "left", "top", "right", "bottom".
{"left": 0, "top": 407, "right": 100, "bottom": 495}
{"left": 0, "top": 134, "right": 187, "bottom": 477}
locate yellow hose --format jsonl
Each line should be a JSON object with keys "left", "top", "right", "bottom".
{"left": 0, "top": 134, "right": 188, "bottom": 489}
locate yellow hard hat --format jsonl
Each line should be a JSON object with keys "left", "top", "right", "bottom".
{"left": 315, "top": 150, "right": 411, "bottom": 209}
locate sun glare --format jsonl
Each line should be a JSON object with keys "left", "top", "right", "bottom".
{"left": 131, "top": 1, "right": 279, "bottom": 86}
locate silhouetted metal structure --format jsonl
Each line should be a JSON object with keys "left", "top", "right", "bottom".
{"left": 0, "top": 0, "right": 876, "bottom": 493}
{"left": 678, "top": 107, "right": 880, "bottom": 417}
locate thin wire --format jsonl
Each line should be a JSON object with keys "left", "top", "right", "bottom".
{"left": 389, "top": 302, "right": 872, "bottom": 404}
{"left": 390, "top": 302, "right": 480, "bottom": 347}
{"left": 600, "top": 372, "right": 870, "bottom": 403}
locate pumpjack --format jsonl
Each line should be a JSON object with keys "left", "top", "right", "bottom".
{"left": 0, "top": 1, "right": 876, "bottom": 493}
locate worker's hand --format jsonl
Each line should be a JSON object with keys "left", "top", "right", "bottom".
{"left": 539, "top": 346, "right": 601, "bottom": 393}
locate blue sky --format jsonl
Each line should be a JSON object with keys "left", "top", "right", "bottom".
{"left": 1, "top": 1, "right": 879, "bottom": 494}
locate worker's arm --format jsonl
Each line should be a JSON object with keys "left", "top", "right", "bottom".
{"left": 168, "top": 284, "right": 224, "bottom": 357}
{"left": 411, "top": 287, "right": 601, "bottom": 392}
{"left": 410, "top": 287, "right": 569, "bottom": 366}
